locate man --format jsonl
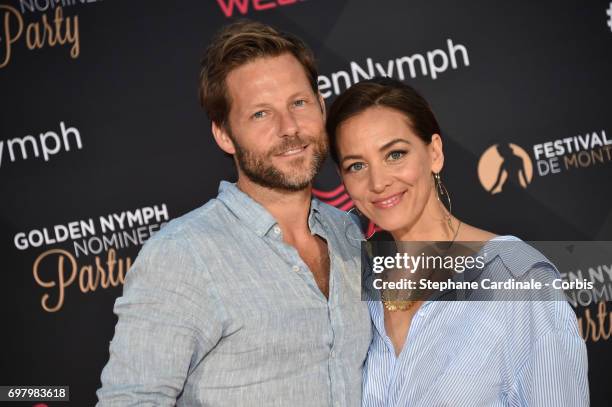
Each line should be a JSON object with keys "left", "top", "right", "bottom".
{"left": 96, "top": 20, "right": 371, "bottom": 406}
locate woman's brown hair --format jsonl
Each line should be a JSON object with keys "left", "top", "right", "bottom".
{"left": 326, "top": 77, "right": 441, "bottom": 165}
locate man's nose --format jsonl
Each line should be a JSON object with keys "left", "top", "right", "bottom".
{"left": 278, "top": 109, "right": 299, "bottom": 137}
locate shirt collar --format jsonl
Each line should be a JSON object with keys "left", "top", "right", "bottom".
{"left": 217, "top": 181, "right": 322, "bottom": 237}
{"left": 461, "top": 235, "right": 552, "bottom": 280}
{"left": 421, "top": 236, "right": 549, "bottom": 310}
{"left": 426, "top": 235, "right": 554, "bottom": 302}
{"left": 486, "top": 235, "right": 554, "bottom": 277}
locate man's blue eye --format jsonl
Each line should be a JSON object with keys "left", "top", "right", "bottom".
{"left": 348, "top": 162, "right": 365, "bottom": 172}
{"left": 253, "top": 111, "right": 266, "bottom": 119}
{"left": 294, "top": 99, "right": 306, "bottom": 107}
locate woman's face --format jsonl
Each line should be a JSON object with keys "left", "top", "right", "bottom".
{"left": 336, "top": 106, "right": 443, "bottom": 235}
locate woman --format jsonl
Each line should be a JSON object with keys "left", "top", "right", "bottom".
{"left": 325, "top": 77, "right": 588, "bottom": 406}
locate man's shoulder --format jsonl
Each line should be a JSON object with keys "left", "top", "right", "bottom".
{"left": 141, "top": 198, "right": 233, "bottom": 252}
{"left": 314, "top": 200, "right": 363, "bottom": 257}
{"left": 315, "top": 199, "right": 350, "bottom": 224}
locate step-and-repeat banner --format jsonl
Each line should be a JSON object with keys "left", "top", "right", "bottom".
{"left": 1, "top": 0, "right": 611, "bottom": 405}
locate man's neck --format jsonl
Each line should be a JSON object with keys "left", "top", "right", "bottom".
{"left": 236, "top": 177, "right": 313, "bottom": 239}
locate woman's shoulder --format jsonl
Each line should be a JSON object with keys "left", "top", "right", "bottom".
{"left": 454, "top": 224, "right": 560, "bottom": 291}
{"left": 455, "top": 221, "right": 498, "bottom": 242}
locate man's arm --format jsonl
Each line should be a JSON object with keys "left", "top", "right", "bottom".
{"left": 96, "top": 236, "right": 224, "bottom": 406}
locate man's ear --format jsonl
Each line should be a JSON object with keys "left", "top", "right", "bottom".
{"left": 211, "top": 121, "right": 236, "bottom": 155}
{"left": 318, "top": 92, "right": 326, "bottom": 116}
{"left": 430, "top": 133, "right": 444, "bottom": 173}
{"left": 334, "top": 164, "right": 341, "bottom": 176}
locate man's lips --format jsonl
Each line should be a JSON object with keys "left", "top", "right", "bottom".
{"left": 371, "top": 191, "right": 405, "bottom": 209}
{"left": 275, "top": 144, "right": 308, "bottom": 157}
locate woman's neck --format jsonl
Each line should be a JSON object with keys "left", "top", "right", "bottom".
{"left": 391, "top": 190, "right": 459, "bottom": 242}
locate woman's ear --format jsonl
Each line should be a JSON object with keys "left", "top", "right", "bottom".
{"left": 211, "top": 121, "right": 236, "bottom": 155}
{"left": 430, "top": 133, "right": 444, "bottom": 173}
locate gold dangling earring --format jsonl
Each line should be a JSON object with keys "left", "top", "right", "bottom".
{"left": 433, "top": 172, "right": 453, "bottom": 230}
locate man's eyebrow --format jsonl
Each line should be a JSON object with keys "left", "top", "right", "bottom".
{"left": 287, "top": 91, "right": 311, "bottom": 99}
{"left": 249, "top": 102, "right": 271, "bottom": 109}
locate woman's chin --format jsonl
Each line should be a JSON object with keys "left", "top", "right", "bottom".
{"left": 370, "top": 218, "right": 409, "bottom": 237}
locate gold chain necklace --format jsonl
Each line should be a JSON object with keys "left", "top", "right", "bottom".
{"left": 382, "top": 220, "right": 462, "bottom": 312}
{"left": 381, "top": 293, "right": 418, "bottom": 311}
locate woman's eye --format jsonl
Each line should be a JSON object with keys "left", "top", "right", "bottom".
{"left": 347, "top": 162, "right": 365, "bottom": 172}
{"left": 387, "top": 150, "right": 406, "bottom": 161}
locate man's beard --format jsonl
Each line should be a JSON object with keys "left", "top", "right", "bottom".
{"left": 232, "top": 133, "right": 328, "bottom": 192}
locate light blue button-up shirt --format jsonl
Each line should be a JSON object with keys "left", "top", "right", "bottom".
{"left": 363, "top": 236, "right": 589, "bottom": 407}
{"left": 97, "top": 181, "right": 372, "bottom": 406}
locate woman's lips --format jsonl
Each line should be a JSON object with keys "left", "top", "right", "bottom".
{"left": 372, "top": 191, "right": 405, "bottom": 209}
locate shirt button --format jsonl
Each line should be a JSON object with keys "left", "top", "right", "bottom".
{"left": 273, "top": 225, "right": 281, "bottom": 234}
{"left": 292, "top": 265, "right": 300, "bottom": 272}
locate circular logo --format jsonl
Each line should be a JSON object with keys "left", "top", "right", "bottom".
{"left": 477, "top": 143, "right": 533, "bottom": 194}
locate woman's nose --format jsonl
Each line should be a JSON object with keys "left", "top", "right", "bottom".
{"left": 369, "top": 165, "right": 392, "bottom": 193}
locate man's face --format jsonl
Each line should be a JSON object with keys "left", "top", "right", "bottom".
{"left": 223, "top": 53, "right": 328, "bottom": 191}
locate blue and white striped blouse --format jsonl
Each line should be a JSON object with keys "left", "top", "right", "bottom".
{"left": 363, "top": 236, "right": 589, "bottom": 407}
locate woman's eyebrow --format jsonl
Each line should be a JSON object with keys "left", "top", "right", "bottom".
{"left": 341, "top": 154, "right": 363, "bottom": 164}
{"left": 379, "top": 138, "right": 411, "bottom": 151}
{"left": 341, "top": 139, "right": 411, "bottom": 164}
